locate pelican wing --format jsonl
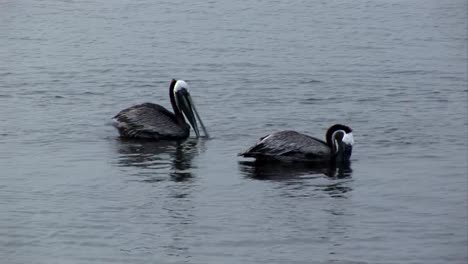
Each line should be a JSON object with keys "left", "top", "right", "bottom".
{"left": 240, "top": 130, "right": 331, "bottom": 161}
{"left": 113, "top": 103, "right": 189, "bottom": 139}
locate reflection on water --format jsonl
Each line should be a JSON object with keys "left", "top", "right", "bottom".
{"left": 239, "top": 160, "right": 353, "bottom": 198}
{"left": 114, "top": 138, "right": 204, "bottom": 182}
{"left": 319, "top": 181, "right": 353, "bottom": 199}
{"left": 238, "top": 160, "right": 352, "bottom": 180}
{"left": 113, "top": 138, "right": 203, "bottom": 259}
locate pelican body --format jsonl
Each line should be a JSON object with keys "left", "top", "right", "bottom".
{"left": 239, "top": 124, "right": 354, "bottom": 163}
{"left": 113, "top": 79, "right": 208, "bottom": 140}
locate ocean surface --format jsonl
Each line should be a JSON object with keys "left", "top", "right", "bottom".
{"left": 0, "top": 0, "right": 467, "bottom": 263}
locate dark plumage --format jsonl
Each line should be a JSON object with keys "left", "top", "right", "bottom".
{"left": 113, "top": 103, "right": 189, "bottom": 140}
{"left": 239, "top": 124, "right": 354, "bottom": 163}
{"left": 112, "top": 79, "right": 208, "bottom": 140}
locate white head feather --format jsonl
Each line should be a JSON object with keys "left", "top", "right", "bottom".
{"left": 173, "top": 80, "right": 189, "bottom": 109}
{"left": 342, "top": 132, "right": 354, "bottom": 145}
{"left": 174, "top": 80, "right": 189, "bottom": 93}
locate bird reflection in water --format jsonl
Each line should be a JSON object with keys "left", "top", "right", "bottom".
{"left": 239, "top": 160, "right": 352, "bottom": 180}
{"left": 239, "top": 160, "right": 353, "bottom": 198}
{"left": 114, "top": 138, "right": 203, "bottom": 259}
{"left": 115, "top": 138, "right": 203, "bottom": 182}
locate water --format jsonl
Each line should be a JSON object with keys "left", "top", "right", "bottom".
{"left": 1, "top": 0, "right": 467, "bottom": 263}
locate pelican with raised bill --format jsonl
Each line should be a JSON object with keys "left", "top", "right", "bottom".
{"left": 112, "top": 79, "right": 209, "bottom": 140}
{"left": 239, "top": 124, "right": 354, "bottom": 163}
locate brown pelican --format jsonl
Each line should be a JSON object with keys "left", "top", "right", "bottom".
{"left": 112, "top": 79, "right": 209, "bottom": 140}
{"left": 239, "top": 124, "right": 353, "bottom": 163}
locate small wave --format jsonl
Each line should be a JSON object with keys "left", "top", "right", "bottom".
{"left": 352, "top": 45, "right": 386, "bottom": 50}
{"left": 17, "top": 36, "right": 47, "bottom": 41}
{"left": 17, "top": 90, "right": 49, "bottom": 95}
{"left": 386, "top": 70, "right": 434, "bottom": 75}
{"left": 303, "top": 97, "right": 326, "bottom": 101}
{"left": 231, "top": 62, "right": 271, "bottom": 68}
{"left": 96, "top": 68, "right": 112, "bottom": 74}
{"left": 298, "top": 79, "right": 321, "bottom": 84}
{"left": 134, "top": 84, "right": 155, "bottom": 88}
{"left": 81, "top": 91, "right": 106, "bottom": 96}
{"left": 356, "top": 97, "right": 380, "bottom": 102}
{"left": 439, "top": 75, "right": 466, "bottom": 81}
{"left": 300, "top": 97, "right": 338, "bottom": 104}
{"left": 0, "top": 72, "right": 13, "bottom": 77}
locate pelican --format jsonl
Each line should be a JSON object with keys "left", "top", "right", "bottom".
{"left": 112, "top": 79, "right": 209, "bottom": 140}
{"left": 239, "top": 124, "right": 354, "bottom": 163}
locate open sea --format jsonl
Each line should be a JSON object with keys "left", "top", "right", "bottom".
{"left": 0, "top": 0, "right": 467, "bottom": 263}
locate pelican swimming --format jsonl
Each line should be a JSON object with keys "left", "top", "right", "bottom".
{"left": 239, "top": 124, "right": 354, "bottom": 163}
{"left": 112, "top": 79, "right": 209, "bottom": 140}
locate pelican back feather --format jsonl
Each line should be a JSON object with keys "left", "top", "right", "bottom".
{"left": 239, "top": 130, "right": 332, "bottom": 162}
{"left": 113, "top": 103, "right": 189, "bottom": 140}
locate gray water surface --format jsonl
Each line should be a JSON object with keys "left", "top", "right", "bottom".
{"left": 1, "top": 0, "right": 467, "bottom": 263}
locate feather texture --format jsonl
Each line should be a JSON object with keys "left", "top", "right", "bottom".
{"left": 113, "top": 103, "right": 189, "bottom": 140}
{"left": 239, "top": 130, "right": 332, "bottom": 162}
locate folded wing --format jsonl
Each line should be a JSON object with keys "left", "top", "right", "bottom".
{"left": 113, "top": 103, "right": 189, "bottom": 139}
{"left": 240, "top": 130, "right": 331, "bottom": 162}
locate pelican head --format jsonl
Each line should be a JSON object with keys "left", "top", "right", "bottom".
{"left": 326, "top": 124, "right": 354, "bottom": 162}
{"left": 173, "top": 80, "right": 209, "bottom": 138}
